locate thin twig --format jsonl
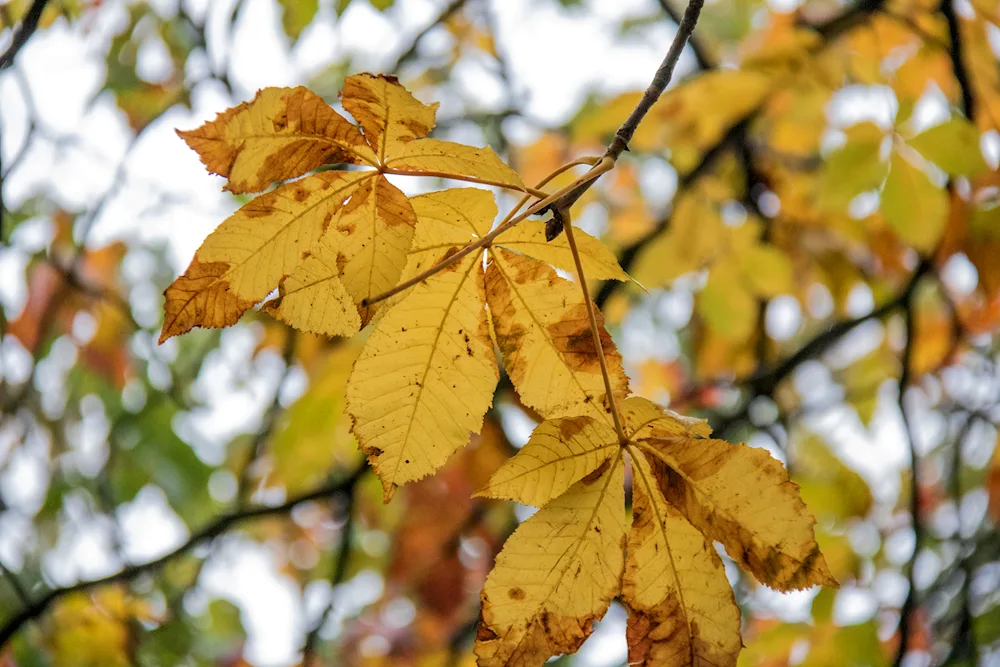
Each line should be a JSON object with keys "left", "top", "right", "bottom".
{"left": 0, "top": 466, "right": 366, "bottom": 648}
{"left": 940, "top": 0, "right": 975, "bottom": 119}
{"left": 545, "top": 0, "right": 706, "bottom": 222}
{"left": 390, "top": 0, "right": 467, "bottom": 73}
{"left": 236, "top": 330, "right": 298, "bottom": 504}
{"left": 0, "top": 0, "right": 51, "bottom": 70}
{"left": 892, "top": 276, "right": 923, "bottom": 667}
{"left": 560, "top": 209, "right": 627, "bottom": 442}
{"left": 300, "top": 476, "right": 361, "bottom": 664}
{"left": 382, "top": 167, "right": 548, "bottom": 199}
{"left": 656, "top": 0, "right": 714, "bottom": 70}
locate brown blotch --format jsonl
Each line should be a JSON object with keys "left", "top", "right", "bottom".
{"left": 507, "top": 587, "right": 526, "bottom": 601}
{"left": 272, "top": 109, "right": 289, "bottom": 132}
{"left": 558, "top": 419, "right": 586, "bottom": 440}
{"left": 582, "top": 458, "right": 612, "bottom": 485}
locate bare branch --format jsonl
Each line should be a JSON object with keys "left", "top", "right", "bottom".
{"left": 544, "top": 0, "right": 706, "bottom": 226}
{"left": 0, "top": 0, "right": 50, "bottom": 70}
{"left": 390, "top": 0, "right": 467, "bottom": 73}
{"left": 300, "top": 477, "right": 361, "bottom": 663}
{"left": 0, "top": 466, "right": 366, "bottom": 648}
{"left": 892, "top": 270, "right": 924, "bottom": 667}
{"left": 656, "top": 0, "right": 714, "bottom": 70}
{"left": 940, "top": 0, "right": 976, "bottom": 118}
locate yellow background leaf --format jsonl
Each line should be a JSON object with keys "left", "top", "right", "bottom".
{"left": 881, "top": 153, "right": 948, "bottom": 252}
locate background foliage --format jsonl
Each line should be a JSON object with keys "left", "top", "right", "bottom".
{"left": 1, "top": 0, "right": 999, "bottom": 665}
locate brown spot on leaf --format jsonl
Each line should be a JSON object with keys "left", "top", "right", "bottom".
{"left": 508, "top": 587, "right": 526, "bottom": 600}
{"left": 558, "top": 418, "right": 586, "bottom": 440}
{"left": 582, "top": 458, "right": 611, "bottom": 485}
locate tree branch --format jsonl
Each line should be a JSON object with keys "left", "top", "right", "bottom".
{"left": 940, "top": 0, "right": 975, "bottom": 118}
{"left": 748, "top": 260, "right": 930, "bottom": 398}
{"left": 544, "top": 0, "right": 706, "bottom": 227}
{"left": 390, "top": 0, "right": 467, "bottom": 73}
{"left": 300, "top": 476, "right": 360, "bottom": 663}
{"left": 0, "top": 466, "right": 367, "bottom": 648}
{"left": 656, "top": 0, "right": 714, "bottom": 70}
{"left": 711, "top": 260, "right": 931, "bottom": 436}
{"left": 0, "top": 0, "right": 50, "bottom": 70}
{"left": 891, "top": 270, "right": 923, "bottom": 667}
{"left": 593, "top": 0, "right": 888, "bottom": 306}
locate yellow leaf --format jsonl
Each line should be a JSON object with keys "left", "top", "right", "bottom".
{"left": 400, "top": 188, "right": 496, "bottom": 282}
{"left": 267, "top": 343, "right": 363, "bottom": 493}
{"left": 817, "top": 122, "right": 887, "bottom": 212}
{"left": 493, "top": 220, "right": 629, "bottom": 281}
{"left": 906, "top": 117, "right": 988, "bottom": 176}
{"left": 168, "top": 78, "right": 524, "bottom": 340}
{"left": 386, "top": 138, "right": 525, "bottom": 190}
{"left": 624, "top": 452, "right": 742, "bottom": 667}
{"left": 331, "top": 174, "right": 417, "bottom": 324}
{"left": 475, "top": 416, "right": 619, "bottom": 507}
{"left": 620, "top": 396, "right": 713, "bottom": 440}
{"left": 177, "top": 86, "right": 376, "bottom": 194}
{"left": 485, "top": 247, "right": 630, "bottom": 426}
{"left": 346, "top": 252, "right": 498, "bottom": 501}
{"left": 881, "top": 153, "right": 948, "bottom": 252}
{"left": 637, "top": 437, "right": 837, "bottom": 591}
{"left": 698, "top": 263, "right": 758, "bottom": 342}
{"left": 159, "top": 259, "right": 255, "bottom": 343}
{"left": 159, "top": 171, "right": 369, "bottom": 342}
{"left": 476, "top": 453, "right": 626, "bottom": 667}
{"left": 340, "top": 72, "right": 438, "bottom": 163}
{"left": 631, "top": 188, "right": 725, "bottom": 288}
{"left": 261, "top": 235, "right": 361, "bottom": 337}
{"left": 739, "top": 244, "right": 794, "bottom": 297}
{"left": 49, "top": 587, "right": 156, "bottom": 667}
{"left": 794, "top": 435, "right": 873, "bottom": 522}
